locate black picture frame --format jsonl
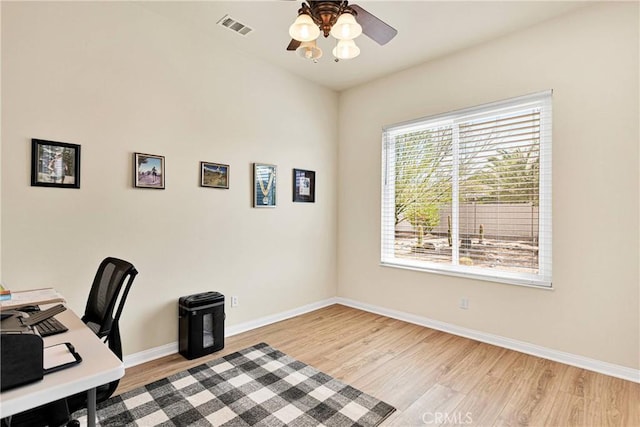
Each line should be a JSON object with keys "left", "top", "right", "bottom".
{"left": 31, "top": 139, "right": 81, "bottom": 189}
{"left": 293, "top": 168, "right": 315, "bottom": 203}
{"left": 253, "top": 163, "right": 277, "bottom": 208}
{"left": 201, "top": 162, "right": 229, "bottom": 189}
{"left": 134, "top": 153, "right": 165, "bottom": 189}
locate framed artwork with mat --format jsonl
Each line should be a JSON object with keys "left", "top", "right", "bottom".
{"left": 293, "top": 168, "right": 315, "bottom": 203}
{"left": 253, "top": 163, "right": 277, "bottom": 208}
{"left": 134, "top": 153, "right": 165, "bottom": 189}
{"left": 31, "top": 139, "right": 81, "bottom": 189}
{"left": 201, "top": 162, "right": 229, "bottom": 189}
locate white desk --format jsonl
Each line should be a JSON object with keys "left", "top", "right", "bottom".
{"left": 0, "top": 307, "right": 124, "bottom": 427}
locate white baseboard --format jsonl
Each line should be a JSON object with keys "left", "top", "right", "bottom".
{"left": 123, "top": 298, "right": 338, "bottom": 368}
{"left": 335, "top": 297, "right": 640, "bottom": 383}
{"left": 124, "top": 296, "right": 639, "bottom": 383}
{"left": 224, "top": 298, "right": 338, "bottom": 338}
{"left": 124, "top": 342, "right": 178, "bottom": 368}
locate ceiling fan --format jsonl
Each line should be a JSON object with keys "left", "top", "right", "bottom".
{"left": 286, "top": 1, "right": 397, "bottom": 62}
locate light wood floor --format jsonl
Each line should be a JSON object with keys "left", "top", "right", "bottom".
{"left": 119, "top": 305, "right": 639, "bottom": 426}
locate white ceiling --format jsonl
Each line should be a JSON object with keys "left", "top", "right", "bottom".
{"left": 138, "top": 1, "right": 588, "bottom": 92}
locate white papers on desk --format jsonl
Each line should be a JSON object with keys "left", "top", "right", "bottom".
{"left": 43, "top": 343, "right": 82, "bottom": 373}
{"left": 43, "top": 343, "right": 77, "bottom": 370}
{"left": 0, "top": 288, "right": 65, "bottom": 310}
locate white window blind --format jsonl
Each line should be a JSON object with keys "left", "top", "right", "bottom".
{"left": 381, "top": 91, "right": 552, "bottom": 287}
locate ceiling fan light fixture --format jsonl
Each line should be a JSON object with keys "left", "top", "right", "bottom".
{"left": 285, "top": 1, "right": 398, "bottom": 62}
{"left": 296, "top": 40, "right": 323, "bottom": 62}
{"left": 289, "top": 13, "right": 320, "bottom": 42}
{"left": 332, "top": 39, "right": 360, "bottom": 60}
{"left": 329, "top": 12, "right": 362, "bottom": 40}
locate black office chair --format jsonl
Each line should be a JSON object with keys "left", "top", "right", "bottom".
{"left": 4, "top": 257, "right": 138, "bottom": 427}
{"left": 73, "top": 257, "right": 138, "bottom": 404}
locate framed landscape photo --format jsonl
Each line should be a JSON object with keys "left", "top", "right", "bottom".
{"left": 293, "top": 168, "right": 315, "bottom": 203}
{"left": 201, "top": 162, "right": 229, "bottom": 189}
{"left": 253, "top": 163, "right": 277, "bottom": 208}
{"left": 31, "top": 139, "right": 81, "bottom": 189}
{"left": 134, "top": 153, "right": 165, "bottom": 189}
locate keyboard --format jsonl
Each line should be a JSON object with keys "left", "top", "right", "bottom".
{"left": 34, "top": 316, "right": 68, "bottom": 337}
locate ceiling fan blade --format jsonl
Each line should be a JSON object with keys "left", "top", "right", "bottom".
{"left": 287, "top": 39, "right": 302, "bottom": 51}
{"left": 350, "top": 4, "right": 397, "bottom": 46}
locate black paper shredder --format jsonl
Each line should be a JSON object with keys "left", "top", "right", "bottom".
{"left": 179, "top": 292, "right": 225, "bottom": 359}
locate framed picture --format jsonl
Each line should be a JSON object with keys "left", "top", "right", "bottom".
{"left": 293, "top": 168, "right": 315, "bottom": 203}
{"left": 31, "top": 139, "right": 81, "bottom": 189}
{"left": 134, "top": 153, "right": 165, "bottom": 189}
{"left": 200, "top": 162, "right": 229, "bottom": 189}
{"left": 253, "top": 163, "right": 277, "bottom": 208}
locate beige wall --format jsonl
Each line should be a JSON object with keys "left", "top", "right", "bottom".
{"left": 1, "top": 2, "right": 338, "bottom": 355}
{"left": 2, "top": 1, "right": 638, "bottom": 371}
{"left": 337, "top": 2, "right": 639, "bottom": 369}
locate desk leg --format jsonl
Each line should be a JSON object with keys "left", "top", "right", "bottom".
{"left": 87, "top": 388, "right": 97, "bottom": 427}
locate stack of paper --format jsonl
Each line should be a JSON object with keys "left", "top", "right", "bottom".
{"left": 0, "top": 288, "right": 65, "bottom": 310}
{"left": 0, "top": 284, "right": 10, "bottom": 301}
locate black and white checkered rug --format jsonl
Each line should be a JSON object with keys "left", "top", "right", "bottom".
{"left": 73, "top": 342, "right": 395, "bottom": 426}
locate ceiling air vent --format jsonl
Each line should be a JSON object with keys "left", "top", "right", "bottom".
{"left": 217, "top": 14, "right": 253, "bottom": 36}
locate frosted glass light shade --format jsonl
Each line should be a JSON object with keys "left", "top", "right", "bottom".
{"left": 332, "top": 39, "right": 360, "bottom": 59}
{"left": 289, "top": 14, "right": 320, "bottom": 42}
{"left": 329, "top": 13, "right": 362, "bottom": 40}
{"left": 296, "top": 40, "right": 323, "bottom": 61}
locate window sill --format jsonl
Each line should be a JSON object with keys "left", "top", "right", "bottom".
{"left": 380, "top": 260, "right": 553, "bottom": 290}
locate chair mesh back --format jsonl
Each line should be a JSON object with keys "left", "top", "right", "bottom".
{"left": 83, "top": 257, "right": 137, "bottom": 340}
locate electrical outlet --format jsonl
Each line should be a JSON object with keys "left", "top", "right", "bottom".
{"left": 459, "top": 298, "right": 469, "bottom": 310}
{"left": 231, "top": 296, "right": 239, "bottom": 307}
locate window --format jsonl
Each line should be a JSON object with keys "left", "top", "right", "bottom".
{"left": 381, "top": 91, "right": 552, "bottom": 287}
